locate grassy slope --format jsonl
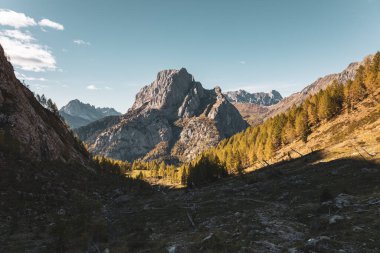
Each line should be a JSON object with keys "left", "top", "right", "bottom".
{"left": 247, "top": 88, "right": 380, "bottom": 172}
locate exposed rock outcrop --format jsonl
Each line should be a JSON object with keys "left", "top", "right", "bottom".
{"left": 59, "top": 99, "right": 121, "bottom": 129}
{"left": 77, "top": 68, "right": 248, "bottom": 162}
{"left": 224, "top": 89, "right": 283, "bottom": 106}
{"left": 0, "top": 45, "right": 87, "bottom": 163}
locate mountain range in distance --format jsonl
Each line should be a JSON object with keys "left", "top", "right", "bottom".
{"left": 69, "top": 54, "right": 369, "bottom": 163}
{"left": 59, "top": 89, "right": 284, "bottom": 130}
{"left": 63, "top": 53, "right": 366, "bottom": 131}
{"left": 59, "top": 99, "right": 121, "bottom": 129}
{"left": 224, "top": 89, "right": 283, "bottom": 105}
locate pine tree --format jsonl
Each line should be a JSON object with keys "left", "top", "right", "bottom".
{"left": 264, "top": 136, "right": 274, "bottom": 160}
{"left": 350, "top": 65, "right": 367, "bottom": 104}
{"left": 307, "top": 102, "right": 318, "bottom": 126}
{"left": 295, "top": 110, "right": 309, "bottom": 142}
{"left": 36, "top": 94, "right": 41, "bottom": 104}
{"left": 366, "top": 52, "right": 380, "bottom": 91}
{"left": 282, "top": 119, "right": 296, "bottom": 145}
{"left": 40, "top": 94, "right": 47, "bottom": 106}
{"left": 317, "top": 92, "right": 334, "bottom": 120}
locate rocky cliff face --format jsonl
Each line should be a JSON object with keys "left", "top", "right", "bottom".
{"left": 0, "top": 45, "right": 87, "bottom": 163}
{"left": 224, "top": 89, "right": 283, "bottom": 106}
{"left": 59, "top": 99, "right": 121, "bottom": 129}
{"left": 77, "top": 68, "right": 248, "bottom": 162}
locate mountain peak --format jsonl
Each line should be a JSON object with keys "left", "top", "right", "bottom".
{"left": 59, "top": 99, "right": 121, "bottom": 129}
{"left": 224, "top": 89, "right": 283, "bottom": 106}
{"left": 131, "top": 68, "right": 196, "bottom": 118}
{"left": 78, "top": 68, "right": 248, "bottom": 162}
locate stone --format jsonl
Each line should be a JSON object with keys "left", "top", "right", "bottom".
{"left": 167, "top": 245, "right": 177, "bottom": 253}
{"left": 306, "top": 236, "right": 330, "bottom": 246}
{"left": 329, "top": 215, "right": 344, "bottom": 224}
{"left": 335, "top": 193, "right": 354, "bottom": 209}
{"left": 224, "top": 89, "right": 283, "bottom": 106}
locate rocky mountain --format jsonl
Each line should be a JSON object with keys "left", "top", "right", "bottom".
{"left": 235, "top": 56, "right": 370, "bottom": 125}
{"left": 0, "top": 45, "right": 87, "bottom": 163}
{"left": 59, "top": 99, "right": 121, "bottom": 129}
{"left": 262, "top": 58, "right": 368, "bottom": 120}
{"left": 224, "top": 89, "right": 283, "bottom": 106}
{"left": 77, "top": 68, "right": 248, "bottom": 162}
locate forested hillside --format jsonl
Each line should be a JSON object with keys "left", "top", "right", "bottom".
{"left": 190, "top": 52, "right": 380, "bottom": 182}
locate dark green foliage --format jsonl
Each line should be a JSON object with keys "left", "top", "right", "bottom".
{"left": 187, "top": 155, "right": 228, "bottom": 187}
{"left": 93, "top": 156, "right": 132, "bottom": 175}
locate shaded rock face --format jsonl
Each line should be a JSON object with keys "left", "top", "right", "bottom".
{"left": 77, "top": 68, "right": 248, "bottom": 162}
{"left": 224, "top": 89, "right": 283, "bottom": 106}
{"left": 59, "top": 99, "right": 121, "bottom": 129}
{"left": 0, "top": 45, "right": 87, "bottom": 163}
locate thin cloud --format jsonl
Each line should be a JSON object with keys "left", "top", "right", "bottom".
{"left": 38, "top": 18, "right": 64, "bottom": 30}
{"left": 73, "top": 39, "right": 91, "bottom": 46}
{"left": 0, "top": 9, "right": 36, "bottom": 28}
{"left": 86, "top": 85, "right": 113, "bottom": 91}
{"left": 87, "top": 85, "right": 100, "bottom": 90}
{"left": 0, "top": 29, "right": 34, "bottom": 42}
{"left": 0, "top": 10, "right": 64, "bottom": 72}
{"left": 32, "top": 83, "right": 49, "bottom": 90}
{"left": 240, "top": 60, "right": 246, "bottom": 65}
{"left": 0, "top": 30, "right": 56, "bottom": 72}
{"left": 15, "top": 71, "right": 47, "bottom": 81}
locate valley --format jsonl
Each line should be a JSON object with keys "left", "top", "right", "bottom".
{"left": 0, "top": 26, "right": 380, "bottom": 253}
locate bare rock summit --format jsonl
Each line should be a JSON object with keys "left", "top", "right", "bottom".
{"left": 77, "top": 68, "right": 248, "bottom": 162}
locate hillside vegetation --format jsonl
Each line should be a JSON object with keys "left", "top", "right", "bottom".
{"left": 200, "top": 53, "right": 379, "bottom": 171}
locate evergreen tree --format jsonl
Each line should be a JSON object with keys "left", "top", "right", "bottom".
{"left": 36, "top": 94, "right": 41, "bottom": 104}
{"left": 282, "top": 119, "right": 296, "bottom": 145}
{"left": 307, "top": 102, "right": 318, "bottom": 126}
{"left": 295, "top": 110, "right": 309, "bottom": 142}
{"left": 318, "top": 92, "right": 334, "bottom": 120}
{"left": 40, "top": 94, "right": 47, "bottom": 106}
{"left": 350, "top": 65, "right": 367, "bottom": 104}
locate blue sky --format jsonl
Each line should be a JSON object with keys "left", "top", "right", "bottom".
{"left": 0, "top": 0, "right": 379, "bottom": 112}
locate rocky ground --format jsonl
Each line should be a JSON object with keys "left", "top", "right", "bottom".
{"left": 102, "top": 151, "right": 380, "bottom": 253}
{"left": 2, "top": 150, "right": 379, "bottom": 253}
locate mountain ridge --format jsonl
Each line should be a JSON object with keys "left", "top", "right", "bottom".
{"left": 59, "top": 99, "right": 121, "bottom": 129}
{"left": 262, "top": 57, "right": 371, "bottom": 120}
{"left": 224, "top": 89, "right": 283, "bottom": 106}
{"left": 0, "top": 45, "right": 88, "bottom": 164}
